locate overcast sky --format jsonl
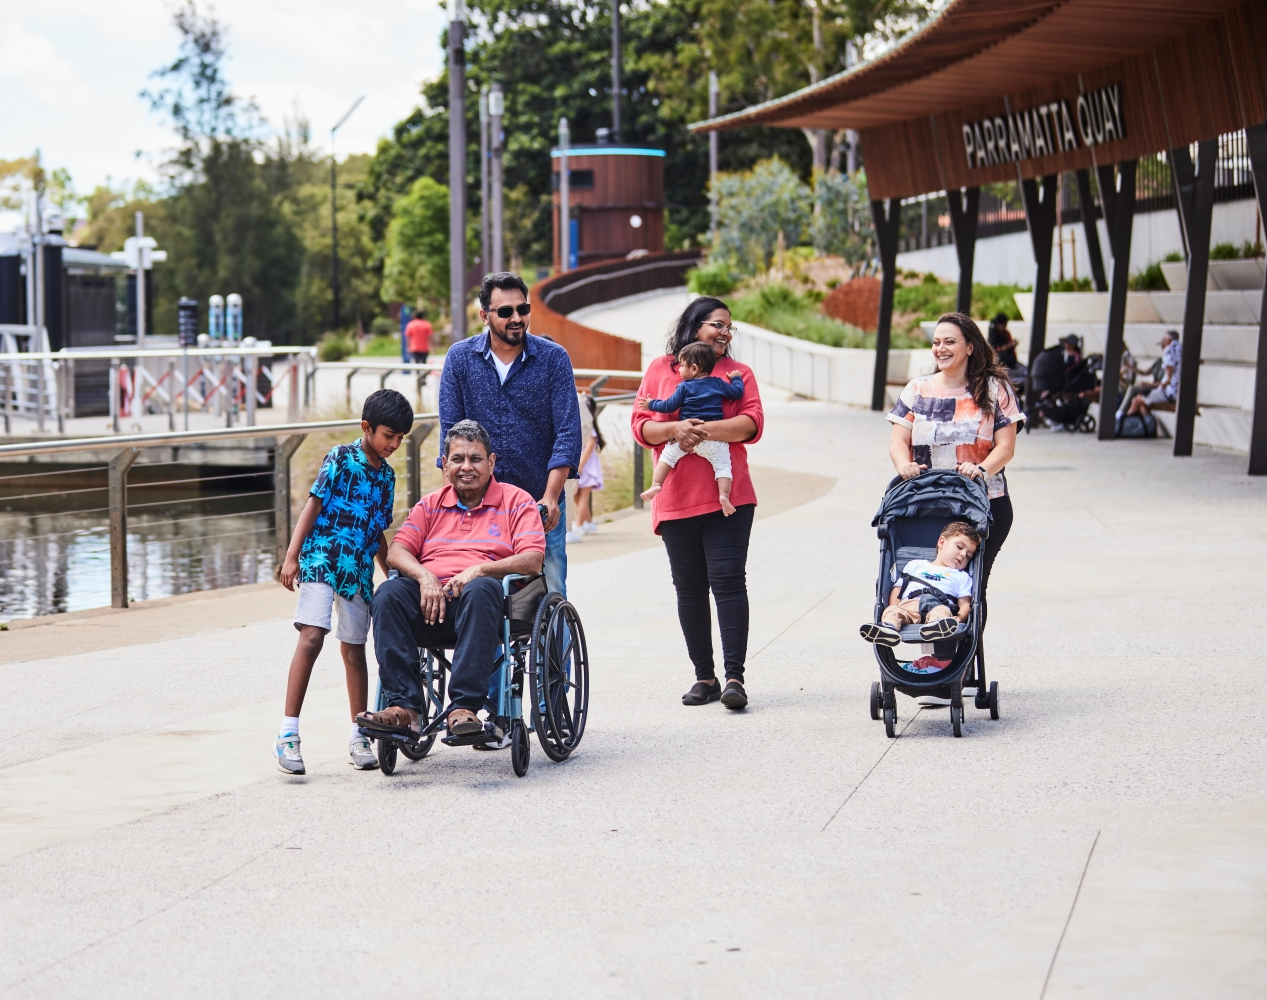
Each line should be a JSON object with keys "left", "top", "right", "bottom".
{"left": 2, "top": 0, "right": 449, "bottom": 203}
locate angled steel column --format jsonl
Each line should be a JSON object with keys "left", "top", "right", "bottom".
{"left": 109, "top": 447, "right": 141, "bottom": 608}
{"left": 1021, "top": 175, "right": 1058, "bottom": 415}
{"left": 870, "top": 197, "right": 901, "bottom": 411}
{"left": 1171, "top": 139, "right": 1216, "bottom": 457}
{"left": 1075, "top": 168, "right": 1108, "bottom": 291}
{"left": 1096, "top": 159, "right": 1137, "bottom": 441}
{"left": 947, "top": 187, "right": 979, "bottom": 313}
{"left": 1244, "top": 122, "right": 1267, "bottom": 475}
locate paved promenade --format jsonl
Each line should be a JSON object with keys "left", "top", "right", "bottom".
{"left": 1, "top": 381, "right": 1264, "bottom": 994}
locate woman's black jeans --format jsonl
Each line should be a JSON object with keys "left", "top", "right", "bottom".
{"left": 659, "top": 504, "right": 755, "bottom": 683}
{"left": 976, "top": 494, "right": 1014, "bottom": 673}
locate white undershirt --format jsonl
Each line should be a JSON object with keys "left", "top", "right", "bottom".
{"left": 488, "top": 351, "right": 514, "bottom": 383}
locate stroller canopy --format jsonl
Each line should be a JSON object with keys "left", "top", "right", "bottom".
{"left": 872, "top": 470, "right": 992, "bottom": 536}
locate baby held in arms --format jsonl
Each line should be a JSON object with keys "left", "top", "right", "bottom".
{"left": 637, "top": 341, "right": 746, "bottom": 515}
{"left": 860, "top": 521, "right": 980, "bottom": 646}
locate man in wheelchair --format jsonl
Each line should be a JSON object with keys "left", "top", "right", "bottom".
{"left": 357, "top": 419, "right": 545, "bottom": 744}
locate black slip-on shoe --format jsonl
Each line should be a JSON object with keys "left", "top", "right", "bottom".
{"left": 720, "top": 680, "right": 748, "bottom": 711}
{"left": 682, "top": 681, "right": 721, "bottom": 706}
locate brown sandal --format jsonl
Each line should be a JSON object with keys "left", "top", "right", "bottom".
{"left": 357, "top": 706, "right": 418, "bottom": 732}
{"left": 447, "top": 708, "right": 483, "bottom": 735}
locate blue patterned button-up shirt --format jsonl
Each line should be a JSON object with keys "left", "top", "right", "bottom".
{"left": 438, "top": 331, "right": 581, "bottom": 501}
{"left": 298, "top": 441, "right": 395, "bottom": 604}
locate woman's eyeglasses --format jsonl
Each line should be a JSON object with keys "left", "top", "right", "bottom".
{"left": 702, "top": 320, "right": 735, "bottom": 335}
{"left": 492, "top": 303, "right": 532, "bottom": 319}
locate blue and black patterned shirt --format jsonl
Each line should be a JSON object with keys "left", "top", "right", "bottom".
{"left": 298, "top": 441, "right": 395, "bottom": 604}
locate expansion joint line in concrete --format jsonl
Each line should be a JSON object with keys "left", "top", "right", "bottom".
{"left": 749, "top": 589, "right": 836, "bottom": 661}
{"left": 820, "top": 710, "right": 920, "bottom": 831}
{"left": 2, "top": 834, "right": 298, "bottom": 992}
{"left": 1039, "top": 829, "right": 1101, "bottom": 1000}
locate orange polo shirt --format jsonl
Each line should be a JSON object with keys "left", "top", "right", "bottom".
{"left": 392, "top": 477, "right": 544, "bottom": 583}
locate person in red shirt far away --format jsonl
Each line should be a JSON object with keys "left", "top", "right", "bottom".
{"left": 404, "top": 310, "right": 433, "bottom": 364}
{"left": 356, "top": 419, "right": 545, "bottom": 745}
{"left": 631, "top": 296, "right": 764, "bottom": 713}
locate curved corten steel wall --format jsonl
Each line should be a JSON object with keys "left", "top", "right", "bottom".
{"left": 530, "top": 249, "right": 703, "bottom": 385}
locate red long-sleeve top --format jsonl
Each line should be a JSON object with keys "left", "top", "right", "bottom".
{"left": 631, "top": 354, "right": 765, "bottom": 533}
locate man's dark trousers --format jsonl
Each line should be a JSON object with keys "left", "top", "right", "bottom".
{"left": 372, "top": 576, "right": 503, "bottom": 712}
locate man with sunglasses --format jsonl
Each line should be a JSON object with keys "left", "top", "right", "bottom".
{"left": 438, "top": 271, "right": 581, "bottom": 596}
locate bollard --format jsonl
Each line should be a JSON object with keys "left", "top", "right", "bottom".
{"left": 406, "top": 420, "right": 437, "bottom": 508}
{"left": 166, "top": 360, "right": 176, "bottom": 432}
{"left": 633, "top": 445, "right": 645, "bottom": 509}
{"left": 245, "top": 354, "right": 257, "bottom": 426}
{"left": 274, "top": 435, "right": 307, "bottom": 567}
{"left": 2, "top": 362, "right": 10, "bottom": 434}
{"left": 109, "top": 447, "right": 140, "bottom": 608}
{"left": 287, "top": 357, "right": 300, "bottom": 422}
{"left": 109, "top": 357, "right": 120, "bottom": 433}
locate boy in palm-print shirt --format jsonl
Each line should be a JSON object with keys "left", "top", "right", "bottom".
{"left": 274, "top": 389, "right": 413, "bottom": 775}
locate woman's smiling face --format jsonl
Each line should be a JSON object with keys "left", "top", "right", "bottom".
{"left": 695, "top": 308, "right": 733, "bottom": 356}
{"left": 932, "top": 321, "right": 972, "bottom": 375}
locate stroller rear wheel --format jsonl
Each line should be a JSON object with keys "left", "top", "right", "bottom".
{"left": 988, "top": 681, "right": 1000, "bottom": 720}
{"left": 883, "top": 705, "right": 896, "bottom": 738}
{"left": 869, "top": 682, "right": 882, "bottom": 721}
{"left": 1078, "top": 413, "right": 1097, "bottom": 434}
{"left": 950, "top": 703, "right": 963, "bottom": 737}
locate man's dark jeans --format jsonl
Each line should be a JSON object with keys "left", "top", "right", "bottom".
{"left": 372, "top": 575, "right": 503, "bottom": 713}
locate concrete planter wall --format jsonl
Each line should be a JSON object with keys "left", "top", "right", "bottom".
{"left": 731, "top": 321, "right": 928, "bottom": 405}
{"left": 1014, "top": 290, "right": 1262, "bottom": 325}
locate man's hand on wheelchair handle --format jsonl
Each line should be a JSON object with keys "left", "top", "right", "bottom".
{"left": 539, "top": 494, "right": 561, "bottom": 533}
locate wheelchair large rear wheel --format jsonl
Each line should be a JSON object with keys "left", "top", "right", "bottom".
{"left": 529, "top": 594, "right": 590, "bottom": 762}
{"left": 401, "top": 650, "right": 444, "bottom": 761}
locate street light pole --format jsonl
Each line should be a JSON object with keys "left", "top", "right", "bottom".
{"left": 480, "top": 86, "right": 490, "bottom": 278}
{"left": 709, "top": 71, "right": 719, "bottom": 241}
{"left": 330, "top": 95, "right": 364, "bottom": 333}
{"left": 611, "top": 0, "right": 621, "bottom": 141}
{"left": 558, "top": 117, "right": 570, "bottom": 274}
{"left": 448, "top": 0, "right": 468, "bottom": 339}
{"left": 490, "top": 83, "right": 505, "bottom": 272}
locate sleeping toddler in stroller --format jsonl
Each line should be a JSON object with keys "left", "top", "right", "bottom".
{"left": 859, "top": 521, "right": 979, "bottom": 646}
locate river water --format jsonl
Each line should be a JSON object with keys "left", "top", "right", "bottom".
{"left": 0, "top": 466, "right": 276, "bottom": 623}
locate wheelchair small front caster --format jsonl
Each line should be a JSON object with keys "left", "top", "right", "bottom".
{"left": 377, "top": 739, "right": 398, "bottom": 775}
{"left": 511, "top": 719, "right": 530, "bottom": 777}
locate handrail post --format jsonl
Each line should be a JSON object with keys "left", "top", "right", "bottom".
{"left": 245, "top": 354, "right": 258, "bottom": 427}
{"left": 109, "top": 447, "right": 141, "bottom": 608}
{"left": 633, "top": 445, "right": 645, "bottom": 509}
{"left": 109, "top": 357, "right": 120, "bottom": 433}
{"left": 2, "top": 361, "right": 10, "bottom": 434}
{"left": 406, "top": 419, "right": 437, "bottom": 508}
{"left": 345, "top": 367, "right": 360, "bottom": 413}
{"left": 166, "top": 360, "right": 176, "bottom": 432}
{"left": 274, "top": 434, "right": 307, "bottom": 567}
{"left": 288, "top": 357, "right": 300, "bottom": 422}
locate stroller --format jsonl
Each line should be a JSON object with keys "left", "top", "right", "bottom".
{"left": 1028, "top": 341, "right": 1100, "bottom": 433}
{"left": 867, "top": 470, "right": 1000, "bottom": 737}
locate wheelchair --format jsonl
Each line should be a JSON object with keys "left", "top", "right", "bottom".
{"left": 359, "top": 573, "right": 590, "bottom": 778}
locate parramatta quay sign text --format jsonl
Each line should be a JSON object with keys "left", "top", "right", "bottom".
{"left": 960, "top": 84, "right": 1124, "bottom": 169}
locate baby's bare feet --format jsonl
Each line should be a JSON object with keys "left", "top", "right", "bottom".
{"left": 719, "top": 495, "right": 736, "bottom": 516}
{"left": 641, "top": 484, "right": 662, "bottom": 501}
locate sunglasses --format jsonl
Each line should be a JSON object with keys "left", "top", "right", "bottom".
{"left": 491, "top": 303, "right": 531, "bottom": 319}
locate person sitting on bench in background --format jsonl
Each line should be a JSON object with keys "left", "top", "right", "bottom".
{"left": 1119, "top": 330, "right": 1181, "bottom": 417}
{"left": 358, "top": 419, "right": 544, "bottom": 744}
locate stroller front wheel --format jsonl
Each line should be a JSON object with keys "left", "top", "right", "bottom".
{"left": 883, "top": 705, "right": 897, "bottom": 738}
{"left": 869, "top": 682, "right": 882, "bottom": 721}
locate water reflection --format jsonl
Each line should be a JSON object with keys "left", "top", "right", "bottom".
{"left": 0, "top": 471, "right": 276, "bottom": 622}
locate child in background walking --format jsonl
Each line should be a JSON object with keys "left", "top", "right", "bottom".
{"left": 274, "top": 389, "right": 413, "bottom": 775}
{"left": 567, "top": 392, "right": 605, "bottom": 543}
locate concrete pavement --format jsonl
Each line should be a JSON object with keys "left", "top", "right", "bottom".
{"left": 0, "top": 388, "right": 1264, "bottom": 997}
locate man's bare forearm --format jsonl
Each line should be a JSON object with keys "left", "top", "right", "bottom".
{"left": 542, "top": 466, "right": 569, "bottom": 504}
{"left": 472, "top": 550, "right": 544, "bottom": 580}
{"left": 386, "top": 542, "right": 438, "bottom": 584}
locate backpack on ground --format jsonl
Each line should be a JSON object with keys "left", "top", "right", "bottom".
{"left": 1115, "top": 412, "right": 1157, "bottom": 439}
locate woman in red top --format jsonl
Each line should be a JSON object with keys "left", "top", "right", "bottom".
{"left": 632, "top": 297, "right": 764, "bottom": 710}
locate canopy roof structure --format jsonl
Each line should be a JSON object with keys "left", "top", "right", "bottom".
{"left": 691, "top": 0, "right": 1267, "bottom": 200}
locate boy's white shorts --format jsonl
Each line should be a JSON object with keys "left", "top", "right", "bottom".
{"left": 294, "top": 582, "right": 371, "bottom": 644}
{"left": 660, "top": 438, "right": 733, "bottom": 480}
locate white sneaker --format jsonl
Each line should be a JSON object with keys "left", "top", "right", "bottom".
{"left": 580, "top": 521, "right": 598, "bottom": 535}
{"left": 348, "top": 736, "right": 379, "bottom": 770}
{"left": 565, "top": 529, "right": 584, "bottom": 543}
{"left": 275, "top": 733, "right": 305, "bottom": 774}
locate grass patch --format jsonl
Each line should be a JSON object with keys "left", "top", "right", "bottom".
{"left": 730, "top": 283, "right": 925, "bottom": 349}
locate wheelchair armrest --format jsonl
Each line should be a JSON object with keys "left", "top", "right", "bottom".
{"left": 501, "top": 572, "right": 543, "bottom": 596}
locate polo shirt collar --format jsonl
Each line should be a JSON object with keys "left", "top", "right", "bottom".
{"left": 438, "top": 476, "right": 504, "bottom": 511}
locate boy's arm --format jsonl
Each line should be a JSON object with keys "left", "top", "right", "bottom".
{"left": 956, "top": 595, "right": 971, "bottom": 621}
{"left": 375, "top": 531, "right": 390, "bottom": 578}
{"left": 887, "top": 584, "right": 901, "bottom": 607}
{"left": 721, "top": 374, "right": 747, "bottom": 400}
{"left": 279, "top": 496, "right": 322, "bottom": 591}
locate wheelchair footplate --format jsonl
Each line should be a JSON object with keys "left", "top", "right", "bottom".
{"left": 442, "top": 718, "right": 507, "bottom": 749}
{"left": 357, "top": 717, "right": 428, "bottom": 752}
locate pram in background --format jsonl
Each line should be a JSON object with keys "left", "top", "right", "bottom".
{"left": 867, "top": 471, "right": 1000, "bottom": 737}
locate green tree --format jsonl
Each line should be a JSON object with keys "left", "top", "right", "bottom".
{"left": 714, "top": 157, "right": 812, "bottom": 273}
{"left": 811, "top": 169, "right": 873, "bottom": 261}
{"left": 381, "top": 176, "right": 451, "bottom": 313}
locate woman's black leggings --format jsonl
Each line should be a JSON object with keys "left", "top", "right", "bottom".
{"left": 659, "top": 504, "right": 755, "bottom": 683}
{"left": 977, "top": 495, "right": 1014, "bottom": 671}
